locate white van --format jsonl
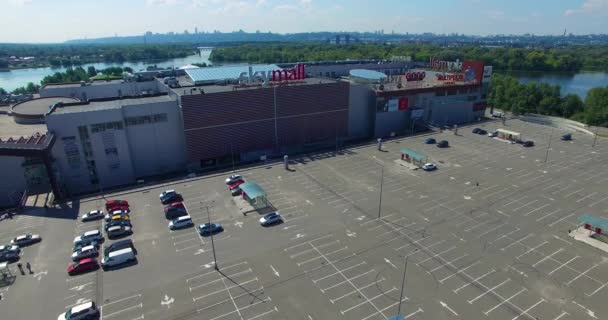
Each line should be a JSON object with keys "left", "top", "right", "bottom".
{"left": 101, "top": 247, "right": 135, "bottom": 269}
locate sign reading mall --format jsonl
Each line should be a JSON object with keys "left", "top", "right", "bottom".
{"left": 239, "top": 64, "right": 306, "bottom": 85}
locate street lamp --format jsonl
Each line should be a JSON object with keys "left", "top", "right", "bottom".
{"left": 392, "top": 249, "right": 416, "bottom": 319}
{"left": 544, "top": 127, "right": 554, "bottom": 163}
{"left": 373, "top": 156, "right": 385, "bottom": 219}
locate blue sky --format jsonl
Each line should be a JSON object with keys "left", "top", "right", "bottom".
{"left": 1, "top": 0, "right": 607, "bottom": 43}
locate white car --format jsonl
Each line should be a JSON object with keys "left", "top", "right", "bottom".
{"left": 71, "top": 245, "right": 98, "bottom": 262}
{"left": 57, "top": 301, "right": 99, "bottom": 320}
{"left": 169, "top": 215, "right": 194, "bottom": 230}
{"left": 422, "top": 163, "right": 437, "bottom": 171}
{"left": 488, "top": 131, "right": 498, "bottom": 137}
{"left": 225, "top": 174, "right": 242, "bottom": 185}
{"left": 73, "top": 230, "right": 103, "bottom": 245}
{"left": 107, "top": 225, "right": 132, "bottom": 238}
{"left": 259, "top": 212, "right": 282, "bottom": 226}
{"left": 81, "top": 210, "right": 103, "bottom": 222}
{"left": 10, "top": 233, "right": 41, "bottom": 246}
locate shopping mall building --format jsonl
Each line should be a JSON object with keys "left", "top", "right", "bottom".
{"left": 0, "top": 58, "right": 491, "bottom": 206}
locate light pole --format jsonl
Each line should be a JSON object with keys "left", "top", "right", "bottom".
{"left": 205, "top": 205, "right": 219, "bottom": 271}
{"left": 592, "top": 126, "right": 599, "bottom": 148}
{"left": 395, "top": 249, "right": 416, "bottom": 317}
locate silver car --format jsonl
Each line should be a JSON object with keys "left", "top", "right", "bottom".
{"left": 71, "top": 245, "right": 99, "bottom": 262}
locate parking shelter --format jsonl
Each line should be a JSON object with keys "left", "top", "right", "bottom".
{"left": 497, "top": 129, "right": 521, "bottom": 142}
{"left": 239, "top": 182, "right": 269, "bottom": 210}
{"left": 400, "top": 149, "right": 428, "bottom": 167}
{"left": 579, "top": 214, "right": 608, "bottom": 235}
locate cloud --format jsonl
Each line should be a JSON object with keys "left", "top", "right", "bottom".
{"left": 4, "top": 0, "right": 32, "bottom": 6}
{"left": 145, "top": 0, "right": 179, "bottom": 5}
{"left": 565, "top": 0, "right": 608, "bottom": 16}
{"left": 256, "top": 0, "right": 266, "bottom": 6}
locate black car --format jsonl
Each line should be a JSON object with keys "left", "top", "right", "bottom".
{"left": 437, "top": 140, "right": 449, "bottom": 148}
{"left": 472, "top": 128, "right": 481, "bottom": 134}
{"left": 104, "top": 220, "right": 132, "bottom": 232}
{"left": 477, "top": 129, "right": 487, "bottom": 135}
{"left": 561, "top": 133, "right": 572, "bottom": 141}
{"left": 523, "top": 141, "right": 534, "bottom": 147}
{"left": 104, "top": 239, "right": 137, "bottom": 256}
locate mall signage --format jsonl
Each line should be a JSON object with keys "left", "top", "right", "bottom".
{"left": 430, "top": 58, "right": 462, "bottom": 72}
{"left": 405, "top": 71, "right": 425, "bottom": 81}
{"left": 239, "top": 64, "right": 306, "bottom": 85}
{"left": 436, "top": 73, "right": 464, "bottom": 81}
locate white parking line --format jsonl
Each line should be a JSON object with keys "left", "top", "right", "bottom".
{"left": 488, "top": 228, "right": 521, "bottom": 245}
{"left": 439, "top": 261, "right": 481, "bottom": 283}
{"left": 102, "top": 303, "right": 143, "bottom": 319}
{"left": 102, "top": 294, "right": 142, "bottom": 307}
{"left": 340, "top": 287, "right": 397, "bottom": 314}
{"left": 428, "top": 254, "right": 468, "bottom": 273}
{"left": 468, "top": 279, "right": 511, "bottom": 304}
{"left": 453, "top": 269, "right": 495, "bottom": 293}
{"left": 246, "top": 307, "right": 279, "bottom": 320}
{"left": 576, "top": 192, "right": 598, "bottom": 203}
{"left": 290, "top": 240, "right": 340, "bottom": 259}
{"left": 477, "top": 223, "right": 508, "bottom": 238}
{"left": 189, "top": 268, "right": 252, "bottom": 292}
{"left": 516, "top": 241, "right": 548, "bottom": 259}
{"left": 187, "top": 261, "right": 248, "bottom": 282}
{"left": 500, "top": 234, "right": 533, "bottom": 251}
{"left": 193, "top": 278, "right": 258, "bottom": 301}
{"left": 589, "top": 196, "right": 608, "bottom": 207}
{"left": 512, "top": 200, "right": 539, "bottom": 212}
{"left": 511, "top": 299, "right": 545, "bottom": 320}
{"left": 565, "top": 264, "right": 599, "bottom": 285}
{"left": 283, "top": 235, "right": 332, "bottom": 251}
{"left": 484, "top": 288, "right": 527, "bottom": 315}
{"left": 312, "top": 262, "right": 366, "bottom": 283}
{"left": 548, "top": 213, "right": 575, "bottom": 227}
{"left": 330, "top": 278, "right": 384, "bottom": 303}
{"left": 523, "top": 204, "right": 550, "bottom": 216}
{"left": 532, "top": 249, "right": 563, "bottom": 267}
{"left": 417, "top": 247, "right": 456, "bottom": 265}
{"left": 536, "top": 209, "right": 562, "bottom": 221}
{"left": 563, "top": 188, "right": 584, "bottom": 198}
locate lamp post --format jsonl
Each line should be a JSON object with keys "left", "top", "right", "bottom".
{"left": 373, "top": 156, "right": 385, "bottom": 219}
{"left": 544, "top": 127, "right": 553, "bottom": 163}
{"left": 394, "top": 249, "right": 416, "bottom": 319}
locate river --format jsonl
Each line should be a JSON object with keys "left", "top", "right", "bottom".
{"left": 0, "top": 49, "right": 213, "bottom": 92}
{"left": 1, "top": 52, "right": 607, "bottom": 99}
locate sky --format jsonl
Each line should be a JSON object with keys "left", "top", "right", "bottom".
{"left": 1, "top": 0, "right": 608, "bottom": 43}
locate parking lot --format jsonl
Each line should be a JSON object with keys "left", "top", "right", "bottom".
{"left": 1, "top": 117, "right": 608, "bottom": 320}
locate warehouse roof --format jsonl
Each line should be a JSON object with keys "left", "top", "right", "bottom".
{"left": 185, "top": 64, "right": 282, "bottom": 84}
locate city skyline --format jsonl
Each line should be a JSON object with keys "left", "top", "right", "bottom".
{"left": 0, "top": 0, "right": 607, "bottom": 43}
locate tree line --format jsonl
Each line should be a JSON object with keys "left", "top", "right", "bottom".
{"left": 0, "top": 43, "right": 196, "bottom": 68}
{"left": 210, "top": 43, "right": 608, "bottom": 72}
{"left": 488, "top": 74, "right": 608, "bottom": 126}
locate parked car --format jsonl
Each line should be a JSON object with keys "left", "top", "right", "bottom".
{"left": 437, "top": 140, "right": 449, "bottom": 148}
{"left": 57, "top": 301, "right": 99, "bottom": 320}
{"left": 424, "top": 138, "right": 436, "bottom": 144}
{"left": 472, "top": 128, "right": 481, "bottom": 134}
{"left": 477, "top": 129, "right": 487, "bottom": 135}
{"left": 422, "top": 163, "right": 437, "bottom": 171}
{"left": 229, "top": 180, "right": 244, "bottom": 191}
{"left": 259, "top": 212, "right": 282, "bottom": 226}
{"left": 225, "top": 174, "right": 243, "bottom": 185}
{"left": 523, "top": 141, "right": 535, "bottom": 147}
{"left": 67, "top": 258, "right": 99, "bottom": 276}
{"left": 492, "top": 112, "right": 503, "bottom": 118}
{"left": 104, "top": 239, "right": 137, "bottom": 256}
{"left": 104, "top": 211, "right": 130, "bottom": 223}
{"left": 198, "top": 223, "right": 223, "bottom": 236}
{"left": 81, "top": 210, "right": 104, "bottom": 222}
{"left": 104, "top": 219, "right": 132, "bottom": 232}
{"left": 169, "top": 215, "right": 194, "bottom": 230}
{"left": 105, "top": 200, "right": 129, "bottom": 212}
{"left": 73, "top": 230, "right": 103, "bottom": 246}
{"left": 561, "top": 133, "right": 572, "bottom": 141}
{"left": 73, "top": 240, "right": 100, "bottom": 253}
{"left": 0, "top": 244, "right": 20, "bottom": 262}
{"left": 488, "top": 131, "right": 498, "bottom": 137}
{"left": 107, "top": 225, "right": 132, "bottom": 238}
{"left": 71, "top": 245, "right": 99, "bottom": 262}
{"left": 10, "top": 233, "right": 41, "bottom": 246}
{"left": 101, "top": 247, "right": 136, "bottom": 269}
{"left": 159, "top": 190, "right": 182, "bottom": 204}
{"left": 165, "top": 206, "right": 188, "bottom": 220}
{"left": 230, "top": 187, "right": 242, "bottom": 196}
{"left": 164, "top": 202, "right": 185, "bottom": 212}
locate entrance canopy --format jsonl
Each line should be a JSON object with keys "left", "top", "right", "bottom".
{"left": 400, "top": 149, "right": 428, "bottom": 166}
{"left": 239, "top": 182, "right": 269, "bottom": 209}
{"left": 579, "top": 214, "right": 608, "bottom": 234}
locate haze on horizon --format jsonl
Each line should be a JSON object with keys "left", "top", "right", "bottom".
{"left": 1, "top": 0, "right": 608, "bottom": 43}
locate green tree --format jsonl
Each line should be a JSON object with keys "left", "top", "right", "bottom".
{"left": 561, "top": 94, "right": 584, "bottom": 118}
{"left": 0, "top": 87, "right": 7, "bottom": 95}
{"left": 583, "top": 87, "right": 608, "bottom": 126}
{"left": 87, "top": 66, "right": 97, "bottom": 77}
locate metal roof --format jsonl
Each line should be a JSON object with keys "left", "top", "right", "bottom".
{"left": 239, "top": 182, "right": 266, "bottom": 199}
{"left": 349, "top": 69, "right": 387, "bottom": 82}
{"left": 400, "top": 149, "right": 427, "bottom": 161}
{"left": 185, "top": 64, "right": 282, "bottom": 83}
{"left": 579, "top": 214, "right": 608, "bottom": 230}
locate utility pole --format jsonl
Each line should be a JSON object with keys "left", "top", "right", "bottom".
{"left": 205, "top": 205, "right": 219, "bottom": 271}
{"left": 377, "top": 165, "right": 384, "bottom": 219}
{"left": 544, "top": 127, "right": 553, "bottom": 163}
{"left": 592, "top": 126, "right": 599, "bottom": 148}
{"left": 395, "top": 250, "right": 416, "bottom": 317}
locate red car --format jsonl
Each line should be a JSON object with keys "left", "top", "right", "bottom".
{"left": 229, "top": 180, "right": 244, "bottom": 190}
{"left": 105, "top": 200, "right": 129, "bottom": 212}
{"left": 164, "top": 202, "right": 185, "bottom": 212}
{"left": 67, "top": 258, "right": 99, "bottom": 276}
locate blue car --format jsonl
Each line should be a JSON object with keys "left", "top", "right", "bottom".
{"left": 425, "top": 138, "right": 436, "bottom": 144}
{"left": 198, "top": 223, "right": 223, "bottom": 236}
{"left": 259, "top": 212, "right": 283, "bottom": 226}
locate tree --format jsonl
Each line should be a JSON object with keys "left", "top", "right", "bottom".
{"left": 561, "top": 94, "right": 584, "bottom": 118}
{"left": 87, "top": 66, "right": 97, "bottom": 77}
{"left": 0, "top": 87, "right": 7, "bottom": 95}
{"left": 584, "top": 87, "right": 608, "bottom": 126}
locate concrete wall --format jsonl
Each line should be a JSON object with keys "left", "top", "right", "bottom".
{"left": 40, "top": 81, "right": 161, "bottom": 100}
{"left": 47, "top": 98, "right": 184, "bottom": 195}
{"left": 427, "top": 98, "right": 476, "bottom": 127}
{"left": 348, "top": 84, "right": 374, "bottom": 140}
{"left": 374, "top": 110, "right": 409, "bottom": 138}
{"left": 0, "top": 156, "right": 26, "bottom": 208}
{"left": 123, "top": 101, "right": 186, "bottom": 178}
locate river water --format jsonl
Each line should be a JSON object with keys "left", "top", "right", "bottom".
{"left": 1, "top": 51, "right": 607, "bottom": 99}
{"left": 0, "top": 50, "right": 213, "bottom": 92}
